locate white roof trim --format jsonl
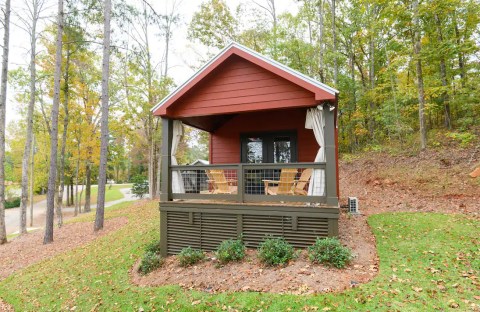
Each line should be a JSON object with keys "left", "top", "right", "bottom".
{"left": 151, "top": 42, "right": 339, "bottom": 113}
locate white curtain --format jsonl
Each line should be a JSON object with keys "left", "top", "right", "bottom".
{"left": 305, "top": 107, "right": 326, "bottom": 196}
{"left": 171, "top": 120, "right": 185, "bottom": 194}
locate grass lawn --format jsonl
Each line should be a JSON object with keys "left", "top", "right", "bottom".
{"left": 0, "top": 201, "right": 478, "bottom": 311}
{"left": 78, "top": 184, "right": 132, "bottom": 205}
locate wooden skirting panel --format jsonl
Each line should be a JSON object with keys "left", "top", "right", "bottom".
{"left": 159, "top": 202, "right": 339, "bottom": 256}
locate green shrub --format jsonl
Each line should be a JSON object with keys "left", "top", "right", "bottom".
{"left": 216, "top": 239, "right": 245, "bottom": 264}
{"left": 138, "top": 251, "right": 164, "bottom": 275}
{"left": 5, "top": 197, "right": 20, "bottom": 209}
{"left": 131, "top": 175, "right": 149, "bottom": 199}
{"left": 308, "top": 237, "right": 353, "bottom": 268}
{"left": 144, "top": 240, "right": 161, "bottom": 254}
{"left": 446, "top": 131, "right": 477, "bottom": 147}
{"left": 178, "top": 247, "right": 205, "bottom": 267}
{"left": 257, "top": 236, "right": 295, "bottom": 266}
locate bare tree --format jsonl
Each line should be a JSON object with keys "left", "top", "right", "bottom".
{"left": 18, "top": 0, "right": 45, "bottom": 235}
{"left": 30, "top": 134, "right": 35, "bottom": 226}
{"left": 44, "top": 0, "right": 64, "bottom": 244}
{"left": 0, "top": 0, "right": 11, "bottom": 245}
{"left": 332, "top": 0, "right": 338, "bottom": 86}
{"left": 434, "top": 13, "right": 451, "bottom": 129}
{"left": 317, "top": 0, "right": 325, "bottom": 83}
{"left": 412, "top": 0, "right": 427, "bottom": 150}
{"left": 94, "top": 0, "right": 112, "bottom": 232}
{"left": 254, "top": 0, "right": 277, "bottom": 57}
{"left": 161, "top": 1, "right": 180, "bottom": 78}
{"left": 55, "top": 48, "right": 70, "bottom": 228}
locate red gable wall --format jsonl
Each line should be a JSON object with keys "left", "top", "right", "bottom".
{"left": 210, "top": 108, "right": 319, "bottom": 164}
{"left": 168, "top": 55, "right": 317, "bottom": 118}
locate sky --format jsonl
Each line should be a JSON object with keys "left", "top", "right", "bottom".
{"left": 6, "top": 0, "right": 298, "bottom": 125}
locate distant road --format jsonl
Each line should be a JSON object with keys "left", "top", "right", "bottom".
{"left": 5, "top": 186, "right": 137, "bottom": 235}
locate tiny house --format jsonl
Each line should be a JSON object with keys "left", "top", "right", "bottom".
{"left": 152, "top": 43, "right": 340, "bottom": 256}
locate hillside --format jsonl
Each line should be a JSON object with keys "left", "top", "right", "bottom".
{"left": 340, "top": 144, "right": 479, "bottom": 217}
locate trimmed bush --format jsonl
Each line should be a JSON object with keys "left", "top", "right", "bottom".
{"left": 138, "top": 251, "right": 164, "bottom": 275}
{"left": 308, "top": 237, "right": 353, "bottom": 268}
{"left": 5, "top": 197, "right": 20, "bottom": 209}
{"left": 144, "top": 240, "right": 161, "bottom": 255}
{"left": 178, "top": 247, "right": 205, "bottom": 267}
{"left": 257, "top": 236, "right": 295, "bottom": 266}
{"left": 216, "top": 239, "right": 246, "bottom": 264}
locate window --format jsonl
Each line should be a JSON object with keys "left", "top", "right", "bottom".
{"left": 241, "top": 131, "right": 297, "bottom": 164}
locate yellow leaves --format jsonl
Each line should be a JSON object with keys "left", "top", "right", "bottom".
{"left": 191, "top": 299, "right": 201, "bottom": 306}
{"left": 411, "top": 286, "right": 423, "bottom": 292}
{"left": 448, "top": 299, "right": 459, "bottom": 308}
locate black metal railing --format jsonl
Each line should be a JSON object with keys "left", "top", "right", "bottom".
{"left": 167, "top": 162, "right": 327, "bottom": 204}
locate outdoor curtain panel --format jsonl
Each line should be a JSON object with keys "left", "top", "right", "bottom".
{"left": 305, "top": 106, "right": 326, "bottom": 196}
{"left": 172, "top": 120, "right": 185, "bottom": 194}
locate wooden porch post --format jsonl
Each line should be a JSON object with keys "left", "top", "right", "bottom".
{"left": 160, "top": 117, "right": 173, "bottom": 202}
{"left": 324, "top": 103, "right": 339, "bottom": 207}
{"left": 160, "top": 117, "right": 173, "bottom": 257}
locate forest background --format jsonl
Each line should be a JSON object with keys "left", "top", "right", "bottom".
{"left": 2, "top": 0, "right": 479, "bottom": 213}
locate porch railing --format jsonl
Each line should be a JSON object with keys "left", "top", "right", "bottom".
{"left": 168, "top": 162, "right": 328, "bottom": 204}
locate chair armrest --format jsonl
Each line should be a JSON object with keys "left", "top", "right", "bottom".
{"left": 262, "top": 179, "right": 279, "bottom": 184}
{"left": 226, "top": 179, "right": 237, "bottom": 186}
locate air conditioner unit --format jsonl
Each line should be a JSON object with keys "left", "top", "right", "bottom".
{"left": 348, "top": 197, "right": 359, "bottom": 214}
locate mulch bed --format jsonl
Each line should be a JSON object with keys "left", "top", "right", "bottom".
{"left": 0, "top": 298, "right": 14, "bottom": 312}
{"left": 131, "top": 212, "right": 378, "bottom": 294}
{"left": 0, "top": 217, "right": 128, "bottom": 281}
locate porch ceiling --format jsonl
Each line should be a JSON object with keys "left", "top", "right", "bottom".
{"left": 179, "top": 114, "right": 237, "bottom": 132}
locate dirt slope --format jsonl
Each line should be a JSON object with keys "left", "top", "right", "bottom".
{"left": 339, "top": 146, "right": 479, "bottom": 217}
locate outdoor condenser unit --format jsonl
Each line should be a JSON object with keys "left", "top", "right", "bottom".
{"left": 348, "top": 197, "right": 359, "bottom": 214}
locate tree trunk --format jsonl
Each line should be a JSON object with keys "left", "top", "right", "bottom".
{"left": 84, "top": 162, "right": 91, "bottom": 213}
{"left": 30, "top": 134, "right": 35, "bottom": 227}
{"left": 74, "top": 157, "right": 79, "bottom": 216}
{"left": 78, "top": 178, "right": 85, "bottom": 215}
{"left": 368, "top": 6, "right": 375, "bottom": 139}
{"left": 317, "top": 0, "right": 324, "bottom": 83}
{"left": 44, "top": 0, "right": 63, "bottom": 244}
{"left": 69, "top": 182, "right": 73, "bottom": 206}
{"left": 434, "top": 14, "right": 451, "bottom": 129}
{"left": 0, "top": 0, "right": 11, "bottom": 245}
{"left": 453, "top": 14, "right": 465, "bottom": 88}
{"left": 95, "top": 0, "right": 112, "bottom": 232}
{"left": 270, "top": 0, "right": 277, "bottom": 59}
{"left": 20, "top": 0, "right": 39, "bottom": 235}
{"left": 66, "top": 180, "right": 69, "bottom": 206}
{"left": 368, "top": 38, "right": 375, "bottom": 137}
{"left": 331, "top": 0, "right": 338, "bottom": 86}
{"left": 413, "top": 0, "right": 427, "bottom": 150}
{"left": 56, "top": 49, "right": 71, "bottom": 228}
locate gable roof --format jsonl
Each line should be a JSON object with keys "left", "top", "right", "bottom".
{"left": 151, "top": 42, "right": 338, "bottom": 117}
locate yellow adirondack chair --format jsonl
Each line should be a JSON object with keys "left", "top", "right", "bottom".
{"left": 207, "top": 169, "right": 237, "bottom": 194}
{"left": 263, "top": 168, "right": 298, "bottom": 195}
{"left": 293, "top": 168, "right": 312, "bottom": 195}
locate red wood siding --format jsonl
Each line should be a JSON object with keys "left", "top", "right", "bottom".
{"left": 210, "top": 108, "right": 319, "bottom": 164}
{"left": 168, "top": 55, "right": 317, "bottom": 118}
